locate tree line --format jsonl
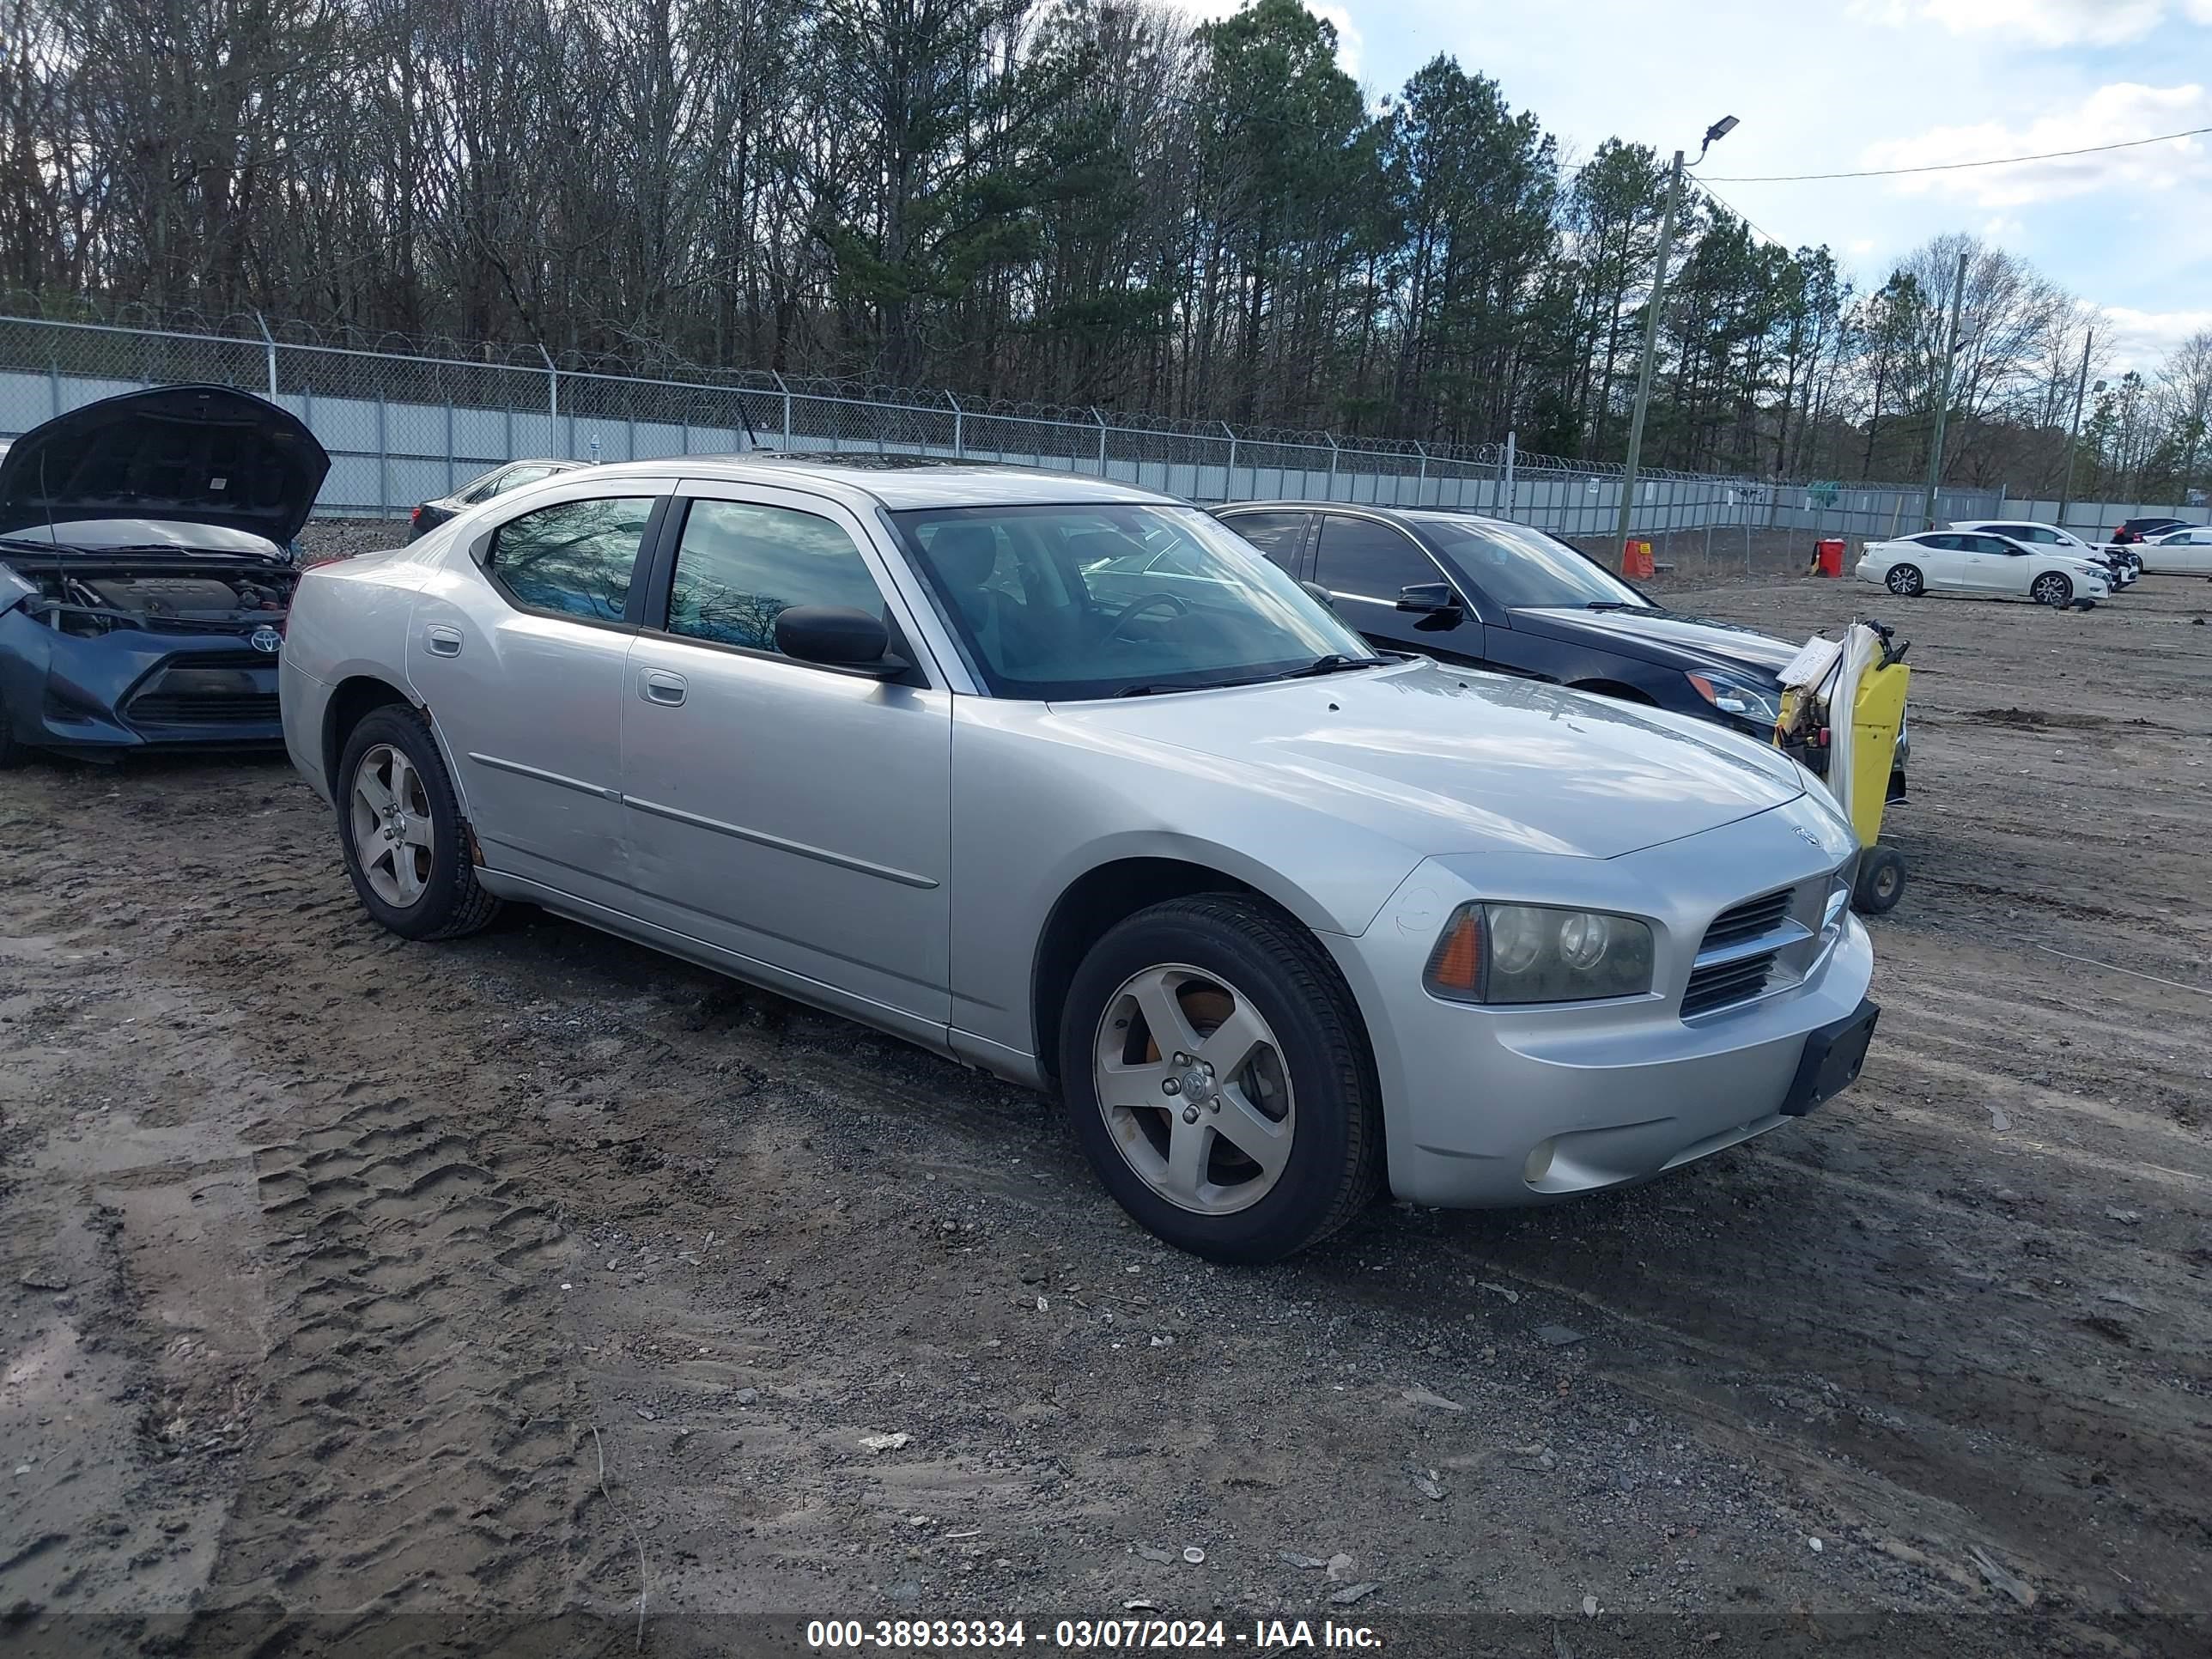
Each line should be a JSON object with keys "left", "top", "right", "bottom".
{"left": 1, "top": 0, "right": 2204, "bottom": 500}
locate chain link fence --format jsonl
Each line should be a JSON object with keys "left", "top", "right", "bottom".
{"left": 1, "top": 307, "right": 2056, "bottom": 575}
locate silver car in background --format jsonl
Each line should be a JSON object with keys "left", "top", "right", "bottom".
{"left": 279, "top": 457, "right": 1877, "bottom": 1262}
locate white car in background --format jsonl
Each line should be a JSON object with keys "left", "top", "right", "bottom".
{"left": 2136, "top": 522, "right": 2212, "bottom": 576}
{"left": 1856, "top": 528, "right": 2110, "bottom": 607}
{"left": 1948, "top": 520, "right": 2137, "bottom": 588}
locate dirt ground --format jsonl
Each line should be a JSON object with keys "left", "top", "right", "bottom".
{"left": 2, "top": 567, "right": 2208, "bottom": 1658}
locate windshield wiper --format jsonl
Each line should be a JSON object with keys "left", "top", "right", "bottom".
{"left": 1115, "top": 677, "right": 1252, "bottom": 698}
{"left": 1274, "top": 653, "right": 1378, "bottom": 680}
{"left": 1582, "top": 599, "right": 1639, "bottom": 611}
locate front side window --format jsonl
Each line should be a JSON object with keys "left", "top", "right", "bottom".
{"left": 1415, "top": 515, "right": 1651, "bottom": 610}
{"left": 888, "top": 503, "right": 1370, "bottom": 700}
{"left": 485, "top": 495, "right": 655, "bottom": 623}
{"left": 665, "top": 498, "right": 888, "bottom": 656}
{"left": 1219, "top": 511, "right": 1310, "bottom": 574}
{"left": 1314, "top": 515, "right": 1446, "bottom": 599}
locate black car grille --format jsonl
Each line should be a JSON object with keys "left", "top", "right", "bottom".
{"left": 126, "top": 655, "right": 280, "bottom": 729}
{"left": 1699, "top": 889, "right": 1793, "bottom": 950}
{"left": 1681, "top": 953, "right": 1778, "bottom": 1018}
{"left": 1680, "top": 888, "right": 1797, "bottom": 1018}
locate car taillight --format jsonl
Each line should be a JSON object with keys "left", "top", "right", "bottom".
{"left": 410, "top": 505, "right": 422, "bottom": 524}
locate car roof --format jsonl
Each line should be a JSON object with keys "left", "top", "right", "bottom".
{"left": 1214, "top": 500, "right": 1524, "bottom": 532}
{"left": 555, "top": 452, "right": 1181, "bottom": 510}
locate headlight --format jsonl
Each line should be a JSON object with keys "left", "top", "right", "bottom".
{"left": 1424, "top": 903, "right": 1656, "bottom": 1006}
{"left": 1686, "top": 670, "right": 1781, "bottom": 725}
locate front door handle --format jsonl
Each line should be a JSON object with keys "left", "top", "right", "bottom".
{"left": 426, "top": 624, "right": 463, "bottom": 658}
{"left": 641, "top": 669, "right": 687, "bottom": 707}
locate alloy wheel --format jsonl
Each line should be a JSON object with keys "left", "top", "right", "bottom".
{"left": 349, "top": 743, "right": 436, "bottom": 907}
{"left": 2031, "top": 573, "right": 2070, "bottom": 606}
{"left": 1092, "top": 964, "right": 1295, "bottom": 1216}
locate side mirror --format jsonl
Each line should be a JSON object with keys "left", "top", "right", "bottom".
{"left": 1299, "top": 580, "right": 1336, "bottom": 610}
{"left": 774, "top": 605, "right": 907, "bottom": 678}
{"left": 1395, "top": 581, "right": 1459, "bottom": 615}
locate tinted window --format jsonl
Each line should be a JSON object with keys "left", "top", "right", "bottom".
{"left": 1415, "top": 516, "right": 1651, "bottom": 610}
{"left": 490, "top": 464, "right": 561, "bottom": 498}
{"left": 1314, "top": 515, "right": 1443, "bottom": 598}
{"left": 666, "top": 499, "right": 887, "bottom": 655}
{"left": 487, "top": 496, "right": 654, "bottom": 622}
{"left": 1970, "top": 535, "right": 2015, "bottom": 554}
{"left": 1917, "top": 534, "right": 1961, "bottom": 550}
{"left": 1220, "top": 512, "right": 1310, "bottom": 573}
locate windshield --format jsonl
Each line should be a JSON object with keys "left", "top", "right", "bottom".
{"left": 887, "top": 503, "right": 1375, "bottom": 699}
{"left": 1414, "top": 515, "right": 1653, "bottom": 610}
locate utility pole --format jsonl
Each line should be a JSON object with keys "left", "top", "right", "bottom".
{"left": 1614, "top": 148, "right": 1683, "bottom": 557}
{"left": 1922, "top": 249, "right": 1968, "bottom": 530}
{"left": 2055, "top": 325, "right": 2094, "bottom": 530}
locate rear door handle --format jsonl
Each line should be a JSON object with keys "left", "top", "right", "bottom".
{"left": 426, "top": 624, "right": 463, "bottom": 657}
{"left": 641, "top": 669, "right": 687, "bottom": 707}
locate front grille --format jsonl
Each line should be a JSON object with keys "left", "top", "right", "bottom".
{"left": 1682, "top": 952, "right": 1778, "bottom": 1018}
{"left": 126, "top": 655, "right": 280, "bottom": 729}
{"left": 1681, "top": 885, "right": 1801, "bottom": 1018}
{"left": 128, "top": 691, "right": 280, "bottom": 726}
{"left": 1700, "top": 889, "right": 1793, "bottom": 950}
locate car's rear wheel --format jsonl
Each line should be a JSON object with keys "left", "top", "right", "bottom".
{"left": 1885, "top": 563, "right": 1923, "bottom": 597}
{"left": 1058, "top": 895, "right": 1382, "bottom": 1263}
{"left": 336, "top": 706, "right": 500, "bottom": 940}
{"left": 2031, "top": 572, "right": 2073, "bottom": 606}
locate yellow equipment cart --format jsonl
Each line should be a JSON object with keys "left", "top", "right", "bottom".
{"left": 1776, "top": 623, "right": 1911, "bottom": 915}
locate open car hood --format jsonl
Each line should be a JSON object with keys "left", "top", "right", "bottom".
{"left": 0, "top": 384, "right": 330, "bottom": 544}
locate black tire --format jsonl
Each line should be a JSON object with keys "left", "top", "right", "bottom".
{"left": 1853, "top": 845, "right": 1906, "bottom": 916}
{"left": 1057, "top": 894, "right": 1384, "bottom": 1264}
{"left": 334, "top": 704, "right": 501, "bottom": 940}
{"left": 1885, "top": 563, "right": 1923, "bottom": 598}
{"left": 2031, "top": 572, "right": 2072, "bottom": 607}
{"left": 0, "top": 696, "right": 22, "bottom": 769}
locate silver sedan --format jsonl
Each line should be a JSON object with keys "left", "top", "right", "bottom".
{"left": 279, "top": 457, "right": 1878, "bottom": 1262}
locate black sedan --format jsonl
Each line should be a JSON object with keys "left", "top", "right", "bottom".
{"left": 1212, "top": 500, "right": 1905, "bottom": 794}
{"left": 0, "top": 384, "right": 328, "bottom": 763}
{"left": 408, "top": 458, "right": 586, "bottom": 540}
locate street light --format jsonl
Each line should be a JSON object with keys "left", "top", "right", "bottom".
{"left": 1613, "top": 115, "right": 1738, "bottom": 562}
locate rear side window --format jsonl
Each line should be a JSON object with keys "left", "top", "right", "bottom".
{"left": 1221, "top": 511, "right": 1310, "bottom": 573}
{"left": 1314, "top": 514, "right": 1443, "bottom": 598}
{"left": 489, "top": 464, "right": 560, "bottom": 498}
{"left": 1917, "top": 534, "right": 1960, "bottom": 550}
{"left": 665, "top": 499, "right": 887, "bottom": 657}
{"left": 486, "top": 496, "right": 655, "bottom": 623}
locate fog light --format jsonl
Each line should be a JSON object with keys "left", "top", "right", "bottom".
{"left": 1523, "top": 1139, "right": 1556, "bottom": 1184}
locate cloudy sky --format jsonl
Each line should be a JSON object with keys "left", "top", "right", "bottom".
{"left": 1177, "top": 0, "right": 2211, "bottom": 374}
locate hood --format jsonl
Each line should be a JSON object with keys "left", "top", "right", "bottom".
{"left": 1051, "top": 659, "right": 1804, "bottom": 860}
{"left": 1510, "top": 605, "right": 1796, "bottom": 680}
{"left": 0, "top": 384, "right": 330, "bottom": 544}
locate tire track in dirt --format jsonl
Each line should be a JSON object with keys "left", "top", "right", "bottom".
{"left": 179, "top": 1088, "right": 630, "bottom": 1653}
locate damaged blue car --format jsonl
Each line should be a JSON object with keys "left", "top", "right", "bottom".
{"left": 0, "top": 384, "right": 329, "bottom": 764}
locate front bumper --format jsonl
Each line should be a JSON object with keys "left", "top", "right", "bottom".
{"left": 1329, "top": 797, "right": 1877, "bottom": 1208}
{"left": 0, "top": 606, "right": 285, "bottom": 755}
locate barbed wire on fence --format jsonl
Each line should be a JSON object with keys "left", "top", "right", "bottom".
{"left": 15, "top": 300, "right": 2157, "bottom": 554}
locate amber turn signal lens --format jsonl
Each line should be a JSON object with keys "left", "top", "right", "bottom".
{"left": 1425, "top": 905, "right": 1484, "bottom": 997}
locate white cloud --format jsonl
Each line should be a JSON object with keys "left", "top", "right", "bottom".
{"left": 1862, "top": 82, "right": 2211, "bottom": 206}
{"left": 1850, "top": 0, "right": 2181, "bottom": 46}
{"left": 2100, "top": 306, "right": 2212, "bottom": 372}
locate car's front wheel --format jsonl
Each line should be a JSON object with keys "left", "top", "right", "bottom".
{"left": 1885, "top": 563, "right": 1924, "bottom": 597}
{"left": 336, "top": 705, "right": 501, "bottom": 940}
{"left": 2031, "top": 572, "right": 2073, "bottom": 606}
{"left": 1058, "top": 895, "right": 1383, "bottom": 1263}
